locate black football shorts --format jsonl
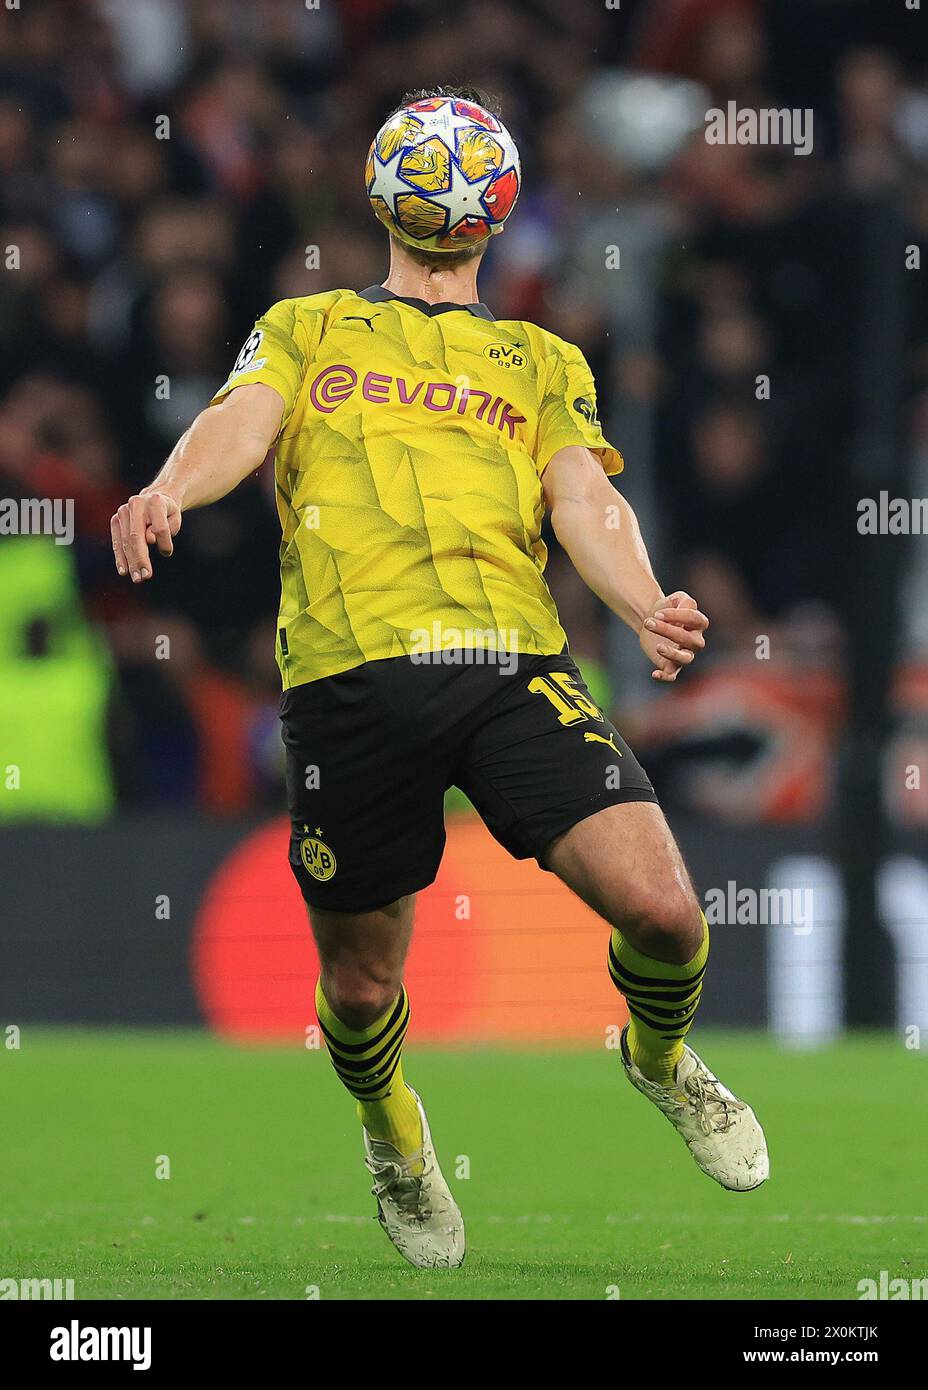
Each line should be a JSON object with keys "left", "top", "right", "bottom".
{"left": 281, "top": 651, "right": 657, "bottom": 912}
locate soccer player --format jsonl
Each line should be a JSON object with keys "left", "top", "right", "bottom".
{"left": 111, "top": 87, "right": 768, "bottom": 1270}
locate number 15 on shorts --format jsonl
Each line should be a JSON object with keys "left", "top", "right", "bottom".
{"left": 527, "top": 671, "right": 603, "bottom": 726}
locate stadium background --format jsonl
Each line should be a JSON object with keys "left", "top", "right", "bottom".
{"left": 0, "top": 0, "right": 927, "bottom": 1305}
{"left": 3, "top": 0, "right": 926, "bottom": 1042}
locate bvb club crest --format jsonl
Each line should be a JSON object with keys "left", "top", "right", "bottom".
{"left": 300, "top": 828, "right": 337, "bottom": 882}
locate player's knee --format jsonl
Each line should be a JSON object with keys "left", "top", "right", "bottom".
{"left": 322, "top": 968, "right": 400, "bottom": 1031}
{"left": 618, "top": 888, "right": 703, "bottom": 965}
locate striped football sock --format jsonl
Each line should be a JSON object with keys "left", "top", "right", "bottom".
{"left": 608, "top": 913, "right": 709, "bottom": 1087}
{"left": 314, "top": 981, "right": 423, "bottom": 1169}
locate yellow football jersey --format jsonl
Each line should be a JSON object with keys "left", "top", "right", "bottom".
{"left": 211, "top": 287, "right": 623, "bottom": 689}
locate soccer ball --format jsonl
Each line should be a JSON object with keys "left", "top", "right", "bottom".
{"left": 366, "top": 96, "right": 521, "bottom": 253}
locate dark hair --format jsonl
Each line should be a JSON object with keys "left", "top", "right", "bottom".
{"left": 389, "top": 234, "right": 486, "bottom": 270}
{"left": 384, "top": 86, "right": 500, "bottom": 266}
{"left": 388, "top": 85, "right": 501, "bottom": 119}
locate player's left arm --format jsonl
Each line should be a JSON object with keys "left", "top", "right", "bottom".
{"left": 543, "top": 444, "right": 708, "bottom": 683}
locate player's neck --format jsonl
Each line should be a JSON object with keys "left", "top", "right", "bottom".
{"left": 383, "top": 248, "right": 481, "bottom": 307}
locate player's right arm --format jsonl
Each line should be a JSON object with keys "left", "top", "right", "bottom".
{"left": 112, "top": 296, "right": 317, "bottom": 584}
{"left": 110, "top": 381, "right": 283, "bottom": 584}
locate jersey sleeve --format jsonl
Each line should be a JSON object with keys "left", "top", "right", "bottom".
{"left": 210, "top": 299, "right": 308, "bottom": 426}
{"left": 535, "top": 340, "right": 624, "bottom": 477}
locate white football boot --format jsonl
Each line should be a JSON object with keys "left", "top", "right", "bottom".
{"left": 363, "top": 1089, "right": 465, "bottom": 1268}
{"left": 620, "top": 1025, "right": 769, "bottom": 1191}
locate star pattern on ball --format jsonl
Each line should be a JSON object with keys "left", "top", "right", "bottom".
{"left": 370, "top": 147, "right": 422, "bottom": 211}
{"left": 371, "top": 145, "right": 498, "bottom": 238}
{"left": 367, "top": 98, "right": 520, "bottom": 250}
{"left": 442, "top": 158, "right": 496, "bottom": 222}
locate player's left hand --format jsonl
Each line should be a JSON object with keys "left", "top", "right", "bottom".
{"left": 639, "top": 591, "right": 708, "bottom": 683}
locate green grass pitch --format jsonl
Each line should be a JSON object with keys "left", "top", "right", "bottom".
{"left": 2, "top": 1030, "right": 925, "bottom": 1300}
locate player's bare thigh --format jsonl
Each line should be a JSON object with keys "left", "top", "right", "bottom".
{"left": 544, "top": 802, "right": 703, "bottom": 964}
{"left": 308, "top": 895, "right": 415, "bottom": 1029}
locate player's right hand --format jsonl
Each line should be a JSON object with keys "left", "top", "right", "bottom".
{"left": 111, "top": 491, "right": 182, "bottom": 583}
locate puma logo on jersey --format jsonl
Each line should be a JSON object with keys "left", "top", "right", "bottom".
{"left": 584, "top": 731, "right": 622, "bottom": 754}
{"left": 342, "top": 314, "right": 380, "bottom": 331}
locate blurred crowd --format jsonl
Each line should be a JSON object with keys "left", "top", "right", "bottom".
{"left": 1, "top": 0, "right": 927, "bottom": 822}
